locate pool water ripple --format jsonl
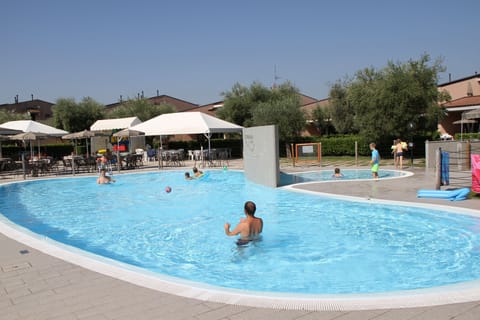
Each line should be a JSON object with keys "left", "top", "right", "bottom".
{"left": 1, "top": 170, "right": 480, "bottom": 295}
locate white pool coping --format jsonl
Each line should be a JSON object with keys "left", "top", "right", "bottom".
{"left": 2, "top": 172, "right": 480, "bottom": 311}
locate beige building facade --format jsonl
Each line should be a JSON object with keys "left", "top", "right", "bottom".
{"left": 438, "top": 74, "right": 480, "bottom": 136}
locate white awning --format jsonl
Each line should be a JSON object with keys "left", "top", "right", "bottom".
{"left": 0, "top": 120, "right": 68, "bottom": 136}
{"left": 130, "top": 112, "right": 243, "bottom": 136}
{"left": 90, "top": 117, "right": 142, "bottom": 131}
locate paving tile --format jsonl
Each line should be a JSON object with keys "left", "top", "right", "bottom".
{"left": 228, "top": 307, "right": 310, "bottom": 320}
{"left": 1, "top": 277, "right": 25, "bottom": 290}
{"left": 452, "top": 303, "right": 480, "bottom": 319}
{"left": 296, "top": 311, "right": 350, "bottom": 320}
{"left": 79, "top": 315, "right": 109, "bottom": 320}
{"left": 0, "top": 311, "right": 21, "bottom": 320}
{"left": 371, "top": 307, "right": 430, "bottom": 320}
{"left": 1, "top": 165, "right": 480, "bottom": 320}
{"left": 194, "top": 304, "right": 251, "bottom": 320}
{"left": 0, "top": 295, "right": 13, "bottom": 309}
{"left": 409, "top": 302, "right": 480, "bottom": 320}
{"left": 330, "top": 310, "right": 388, "bottom": 320}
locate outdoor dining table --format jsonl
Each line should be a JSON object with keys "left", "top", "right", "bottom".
{"left": 0, "top": 157, "right": 16, "bottom": 172}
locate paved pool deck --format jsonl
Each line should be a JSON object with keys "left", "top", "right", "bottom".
{"left": 1, "top": 161, "right": 480, "bottom": 319}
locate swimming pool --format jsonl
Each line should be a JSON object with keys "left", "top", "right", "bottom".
{"left": 1, "top": 170, "right": 480, "bottom": 309}
{"left": 280, "top": 168, "right": 409, "bottom": 185}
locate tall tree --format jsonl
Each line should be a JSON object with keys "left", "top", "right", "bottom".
{"left": 109, "top": 98, "right": 175, "bottom": 121}
{"left": 0, "top": 109, "right": 30, "bottom": 123}
{"left": 53, "top": 97, "right": 104, "bottom": 132}
{"left": 330, "top": 54, "right": 447, "bottom": 143}
{"left": 311, "top": 104, "right": 335, "bottom": 136}
{"left": 252, "top": 82, "right": 305, "bottom": 141}
{"left": 220, "top": 81, "right": 305, "bottom": 140}
{"left": 328, "top": 80, "right": 356, "bottom": 134}
{"left": 218, "top": 82, "right": 272, "bottom": 127}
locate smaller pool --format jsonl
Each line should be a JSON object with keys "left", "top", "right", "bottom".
{"left": 280, "top": 168, "right": 409, "bottom": 186}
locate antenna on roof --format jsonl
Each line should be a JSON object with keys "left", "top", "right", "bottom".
{"left": 273, "top": 65, "right": 281, "bottom": 89}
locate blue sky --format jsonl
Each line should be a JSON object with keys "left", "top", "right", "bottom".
{"left": 2, "top": 0, "right": 479, "bottom": 106}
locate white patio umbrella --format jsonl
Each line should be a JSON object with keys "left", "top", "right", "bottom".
{"left": 0, "top": 120, "right": 68, "bottom": 136}
{"left": 131, "top": 112, "right": 243, "bottom": 168}
{"left": 10, "top": 132, "right": 49, "bottom": 179}
{"left": 10, "top": 131, "right": 48, "bottom": 158}
{"left": 62, "top": 130, "right": 107, "bottom": 156}
{"left": 464, "top": 108, "right": 480, "bottom": 120}
{"left": 0, "top": 127, "right": 21, "bottom": 158}
{"left": 131, "top": 112, "right": 243, "bottom": 149}
{"left": 459, "top": 109, "right": 480, "bottom": 140}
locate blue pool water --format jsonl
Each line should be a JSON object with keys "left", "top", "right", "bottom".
{"left": 1, "top": 170, "right": 480, "bottom": 295}
{"left": 280, "top": 168, "right": 406, "bottom": 185}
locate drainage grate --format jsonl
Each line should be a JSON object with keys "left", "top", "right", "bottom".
{"left": 1, "top": 262, "right": 32, "bottom": 273}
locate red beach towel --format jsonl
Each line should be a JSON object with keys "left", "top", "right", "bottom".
{"left": 472, "top": 154, "right": 480, "bottom": 193}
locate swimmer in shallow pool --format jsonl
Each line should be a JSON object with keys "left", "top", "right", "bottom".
{"left": 332, "top": 167, "right": 344, "bottom": 178}
{"left": 224, "top": 201, "right": 263, "bottom": 245}
{"left": 97, "top": 168, "right": 115, "bottom": 184}
{"left": 193, "top": 167, "right": 203, "bottom": 178}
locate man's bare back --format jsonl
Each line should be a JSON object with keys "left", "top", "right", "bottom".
{"left": 224, "top": 201, "right": 263, "bottom": 244}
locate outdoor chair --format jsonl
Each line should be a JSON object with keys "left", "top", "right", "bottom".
{"left": 146, "top": 149, "right": 156, "bottom": 162}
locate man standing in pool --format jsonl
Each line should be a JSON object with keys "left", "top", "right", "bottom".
{"left": 224, "top": 201, "right": 263, "bottom": 245}
{"left": 369, "top": 142, "right": 380, "bottom": 179}
{"left": 97, "top": 168, "right": 115, "bottom": 184}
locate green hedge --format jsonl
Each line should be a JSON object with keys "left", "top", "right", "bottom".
{"left": 454, "top": 133, "right": 480, "bottom": 141}
{"left": 283, "top": 135, "right": 370, "bottom": 157}
{"left": 1, "top": 135, "right": 427, "bottom": 161}
{"left": 284, "top": 135, "right": 427, "bottom": 158}
{"left": 1, "top": 143, "right": 74, "bottom": 161}
{"left": 167, "top": 139, "right": 243, "bottom": 158}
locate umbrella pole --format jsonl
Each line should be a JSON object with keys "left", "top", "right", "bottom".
{"left": 461, "top": 112, "right": 464, "bottom": 141}
{"left": 117, "top": 138, "right": 120, "bottom": 172}
{"left": 158, "top": 135, "right": 163, "bottom": 169}
{"left": 21, "top": 152, "right": 26, "bottom": 180}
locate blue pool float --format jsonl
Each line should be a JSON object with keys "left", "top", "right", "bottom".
{"left": 417, "top": 188, "right": 470, "bottom": 201}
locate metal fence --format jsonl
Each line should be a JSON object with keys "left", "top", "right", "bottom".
{"left": 426, "top": 140, "right": 480, "bottom": 189}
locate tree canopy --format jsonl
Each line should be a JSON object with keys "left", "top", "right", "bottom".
{"left": 53, "top": 97, "right": 105, "bottom": 132}
{"left": 329, "top": 54, "right": 449, "bottom": 143}
{"left": 0, "top": 109, "right": 30, "bottom": 123}
{"left": 109, "top": 98, "right": 175, "bottom": 121}
{"left": 218, "top": 81, "right": 305, "bottom": 140}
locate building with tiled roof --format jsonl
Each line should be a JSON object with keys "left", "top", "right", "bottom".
{"left": 439, "top": 73, "right": 480, "bottom": 135}
{"left": 105, "top": 94, "right": 199, "bottom": 113}
{"left": 0, "top": 96, "right": 54, "bottom": 121}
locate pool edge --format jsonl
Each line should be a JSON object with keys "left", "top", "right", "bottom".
{"left": 2, "top": 204, "right": 480, "bottom": 312}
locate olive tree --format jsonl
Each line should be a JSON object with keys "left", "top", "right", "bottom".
{"left": 329, "top": 54, "right": 448, "bottom": 143}
{"left": 219, "top": 81, "right": 305, "bottom": 141}
{"left": 53, "top": 97, "right": 104, "bottom": 132}
{"left": 109, "top": 98, "right": 175, "bottom": 121}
